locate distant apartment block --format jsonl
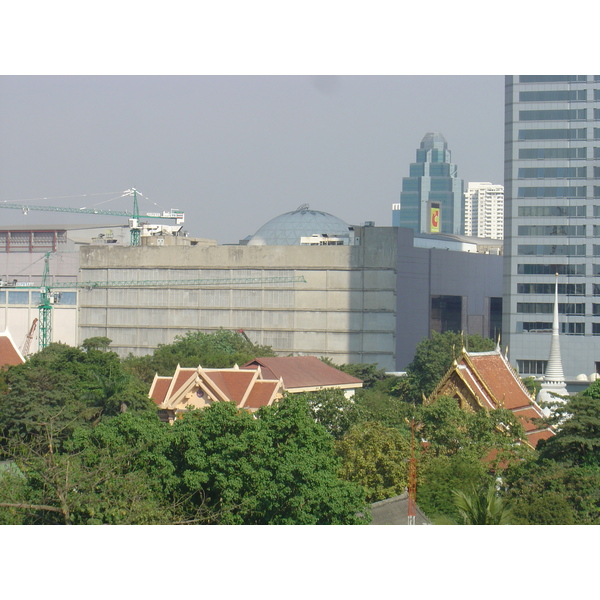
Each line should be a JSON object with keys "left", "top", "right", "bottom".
{"left": 464, "top": 182, "right": 504, "bottom": 240}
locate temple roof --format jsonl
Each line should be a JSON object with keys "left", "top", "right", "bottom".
{"left": 242, "top": 356, "right": 363, "bottom": 391}
{"left": 428, "top": 348, "right": 554, "bottom": 448}
{"left": 149, "top": 363, "right": 284, "bottom": 420}
{"left": 0, "top": 330, "right": 25, "bottom": 368}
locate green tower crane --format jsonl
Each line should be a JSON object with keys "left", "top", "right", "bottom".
{"left": 38, "top": 251, "right": 54, "bottom": 350}
{"left": 0, "top": 188, "right": 184, "bottom": 246}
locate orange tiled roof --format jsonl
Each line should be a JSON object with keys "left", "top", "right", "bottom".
{"left": 0, "top": 331, "right": 25, "bottom": 368}
{"left": 148, "top": 364, "right": 284, "bottom": 419}
{"left": 468, "top": 353, "right": 533, "bottom": 412}
{"left": 244, "top": 380, "right": 280, "bottom": 409}
{"left": 149, "top": 377, "right": 172, "bottom": 406}
{"left": 242, "top": 356, "right": 363, "bottom": 390}
{"left": 429, "top": 349, "right": 554, "bottom": 448}
{"left": 204, "top": 370, "right": 256, "bottom": 404}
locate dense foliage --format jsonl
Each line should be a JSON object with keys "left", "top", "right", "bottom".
{"left": 403, "top": 331, "right": 496, "bottom": 399}
{"left": 122, "top": 329, "right": 277, "bottom": 384}
{"left": 2, "top": 328, "right": 600, "bottom": 525}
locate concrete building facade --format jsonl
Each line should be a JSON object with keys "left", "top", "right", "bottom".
{"left": 77, "top": 225, "right": 502, "bottom": 372}
{"left": 1, "top": 217, "right": 503, "bottom": 373}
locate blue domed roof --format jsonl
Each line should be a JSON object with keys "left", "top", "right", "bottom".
{"left": 247, "top": 205, "right": 350, "bottom": 246}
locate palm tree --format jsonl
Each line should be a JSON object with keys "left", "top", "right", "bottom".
{"left": 452, "top": 485, "right": 513, "bottom": 525}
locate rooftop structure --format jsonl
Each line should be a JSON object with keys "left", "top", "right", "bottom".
{"left": 427, "top": 346, "right": 554, "bottom": 448}
{"left": 246, "top": 205, "right": 354, "bottom": 246}
{"left": 368, "top": 491, "right": 431, "bottom": 525}
{"left": 537, "top": 275, "right": 569, "bottom": 412}
{"left": 241, "top": 356, "right": 363, "bottom": 397}
{"left": 149, "top": 363, "right": 284, "bottom": 423}
{"left": 0, "top": 329, "right": 25, "bottom": 368}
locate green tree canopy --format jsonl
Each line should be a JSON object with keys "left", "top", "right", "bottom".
{"left": 450, "top": 484, "right": 513, "bottom": 525}
{"left": 404, "top": 331, "right": 496, "bottom": 399}
{"left": 537, "top": 381, "right": 600, "bottom": 467}
{"left": 123, "top": 329, "right": 277, "bottom": 383}
{"left": 302, "top": 388, "right": 359, "bottom": 439}
{"left": 336, "top": 421, "right": 411, "bottom": 503}
{"left": 504, "top": 458, "right": 600, "bottom": 525}
{"left": 0, "top": 341, "right": 154, "bottom": 450}
{"left": 170, "top": 395, "right": 369, "bottom": 524}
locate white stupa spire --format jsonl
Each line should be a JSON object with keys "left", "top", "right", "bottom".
{"left": 537, "top": 273, "right": 569, "bottom": 414}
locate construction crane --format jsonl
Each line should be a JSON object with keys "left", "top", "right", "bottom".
{"left": 1, "top": 252, "right": 306, "bottom": 350}
{"left": 0, "top": 188, "right": 184, "bottom": 246}
{"left": 21, "top": 318, "right": 38, "bottom": 357}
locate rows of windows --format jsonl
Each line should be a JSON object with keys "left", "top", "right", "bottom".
{"left": 517, "top": 359, "right": 548, "bottom": 375}
{"left": 0, "top": 290, "right": 77, "bottom": 305}
{"left": 518, "top": 167, "right": 586, "bottom": 179}
{"left": 519, "top": 90, "right": 588, "bottom": 102}
{"left": 518, "top": 245, "right": 586, "bottom": 256}
{"left": 517, "top": 322, "right": 586, "bottom": 335}
{"left": 518, "top": 321, "right": 551, "bottom": 332}
{"left": 518, "top": 147, "right": 587, "bottom": 159}
{"left": 518, "top": 186, "right": 586, "bottom": 198}
{"left": 517, "top": 303, "right": 585, "bottom": 314}
{"left": 519, "top": 109, "right": 588, "bottom": 121}
{"left": 517, "top": 283, "right": 586, "bottom": 295}
{"left": 416, "top": 149, "right": 448, "bottom": 163}
{"left": 519, "top": 75, "right": 588, "bottom": 83}
{"left": 518, "top": 129, "right": 586, "bottom": 140}
{"left": 517, "top": 225, "right": 586, "bottom": 237}
{"left": 518, "top": 205, "right": 586, "bottom": 217}
{"left": 518, "top": 264, "right": 586, "bottom": 275}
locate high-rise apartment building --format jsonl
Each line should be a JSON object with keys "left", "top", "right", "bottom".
{"left": 464, "top": 182, "right": 504, "bottom": 239}
{"left": 392, "top": 132, "right": 464, "bottom": 235}
{"left": 503, "top": 75, "right": 600, "bottom": 381}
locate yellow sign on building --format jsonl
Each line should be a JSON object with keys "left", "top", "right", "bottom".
{"left": 430, "top": 207, "right": 440, "bottom": 233}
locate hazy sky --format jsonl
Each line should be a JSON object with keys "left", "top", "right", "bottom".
{"left": 0, "top": 75, "right": 504, "bottom": 244}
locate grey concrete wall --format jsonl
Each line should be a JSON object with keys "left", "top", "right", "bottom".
{"left": 78, "top": 229, "right": 398, "bottom": 369}
{"left": 395, "top": 227, "right": 502, "bottom": 371}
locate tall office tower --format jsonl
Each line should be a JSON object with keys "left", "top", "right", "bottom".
{"left": 464, "top": 182, "right": 504, "bottom": 239}
{"left": 392, "top": 132, "right": 464, "bottom": 234}
{"left": 503, "top": 75, "right": 600, "bottom": 382}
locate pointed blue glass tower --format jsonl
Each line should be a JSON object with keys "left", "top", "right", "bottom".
{"left": 392, "top": 132, "right": 464, "bottom": 235}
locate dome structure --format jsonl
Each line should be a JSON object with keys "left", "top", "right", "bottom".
{"left": 247, "top": 204, "right": 351, "bottom": 246}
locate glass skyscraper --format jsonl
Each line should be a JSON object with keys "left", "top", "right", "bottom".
{"left": 503, "top": 75, "right": 600, "bottom": 380}
{"left": 392, "top": 132, "right": 464, "bottom": 235}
